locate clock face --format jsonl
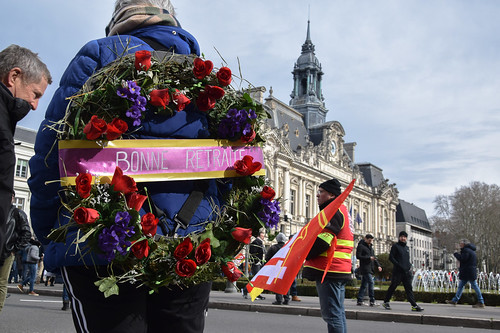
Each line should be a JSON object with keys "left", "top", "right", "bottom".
{"left": 331, "top": 140, "right": 336, "bottom": 154}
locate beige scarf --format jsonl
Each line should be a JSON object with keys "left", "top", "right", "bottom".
{"left": 106, "top": 5, "right": 179, "bottom": 36}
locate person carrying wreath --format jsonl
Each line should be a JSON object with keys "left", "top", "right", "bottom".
{"left": 28, "top": 1, "right": 224, "bottom": 332}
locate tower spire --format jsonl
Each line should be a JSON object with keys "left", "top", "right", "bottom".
{"left": 290, "top": 15, "right": 327, "bottom": 129}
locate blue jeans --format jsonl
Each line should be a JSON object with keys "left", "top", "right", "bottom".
{"left": 452, "top": 279, "right": 484, "bottom": 304}
{"left": 316, "top": 279, "right": 347, "bottom": 333}
{"left": 21, "top": 263, "right": 37, "bottom": 292}
{"left": 357, "top": 273, "right": 375, "bottom": 303}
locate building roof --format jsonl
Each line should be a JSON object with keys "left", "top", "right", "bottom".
{"left": 357, "top": 163, "right": 385, "bottom": 187}
{"left": 396, "top": 199, "right": 431, "bottom": 231}
{"left": 14, "top": 126, "right": 37, "bottom": 144}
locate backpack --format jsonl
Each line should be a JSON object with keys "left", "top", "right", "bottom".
{"left": 25, "top": 244, "right": 40, "bottom": 263}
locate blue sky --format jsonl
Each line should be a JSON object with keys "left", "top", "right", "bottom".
{"left": 3, "top": 0, "right": 500, "bottom": 216}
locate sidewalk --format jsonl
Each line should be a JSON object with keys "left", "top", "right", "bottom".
{"left": 8, "top": 283, "right": 500, "bottom": 330}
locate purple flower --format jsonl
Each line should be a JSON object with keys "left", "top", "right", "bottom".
{"left": 248, "top": 109, "right": 257, "bottom": 119}
{"left": 97, "top": 211, "right": 136, "bottom": 262}
{"left": 257, "top": 198, "right": 281, "bottom": 229}
{"left": 218, "top": 108, "right": 256, "bottom": 140}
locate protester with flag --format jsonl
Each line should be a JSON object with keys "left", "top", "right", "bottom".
{"left": 303, "top": 178, "right": 354, "bottom": 333}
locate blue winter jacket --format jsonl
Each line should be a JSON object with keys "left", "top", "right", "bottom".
{"left": 28, "top": 25, "right": 224, "bottom": 272}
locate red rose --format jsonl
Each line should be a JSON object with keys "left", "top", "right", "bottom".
{"left": 131, "top": 239, "right": 150, "bottom": 259}
{"left": 216, "top": 67, "right": 232, "bottom": 86}
{"left": 174, "top": 238, "right": 193, "bottom": 260}
{"left": 221, "top": 261, "right": 242, "bottom": 282}
{"left": 141, "top": 212, "right": 159, "bottom": 237}
{"left": 172, "top": 90, "right": 191, "bottom": 111}
{"left": 196, "top": 86, "right": 225, "bottom": 112}
{"left": 75, "top": 172, "right": 92, "bottom": 199}
{"left": 135, "top": 50, "right": 152, "bottom": 71}
{"left": 193, "top": 58, "right": 213, "bottom": 79}
{"left": 83, "top": 115, "right": 107, "bottom": 140}
{"left": 111, "top": 167, "right": 138, "bottom": 194}
{"left": 106, "top": 118, "right": 128, "bottom": 140}
{"left": 241, "top": 128, "right": 256, "bottom": 143}
{"left": 205, "top": 85, "right": 225, "bottom": 99}
{"left": 175, "top": 259, "right": 197, "bottom": 277}
{"left": 195, "top": 238, "right": 211, "bottom": 265}
{"left": 73, "top": 207, "right": 99, "bottom": 225}
{"left": 231, "top": 227, "right": 253, "bottom": 244}
{"left": 126, "top": 192, "right": 147, "bottom": 211}
{"left": 149, "top": 88, "right": 170, "bottom": 109}
{"left": 260, "top": 186, "right": 276, "bottom": 201}
{"left": 234, "top": 155, "right": 262, "bottom": 176}
{"left": 196, "top": 90, "right": 215, "bottom": 112}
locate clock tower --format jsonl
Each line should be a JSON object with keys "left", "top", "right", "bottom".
{"left": 289, "top": 20, "right": 328, "bottom": 129}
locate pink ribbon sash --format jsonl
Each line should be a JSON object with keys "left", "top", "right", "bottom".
{"left": 58, "top": 139, "right": 265, "bottom": 185}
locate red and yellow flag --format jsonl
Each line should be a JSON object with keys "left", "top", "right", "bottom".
{"left": 246, "top": 179, "right": 355, "bottom": 301}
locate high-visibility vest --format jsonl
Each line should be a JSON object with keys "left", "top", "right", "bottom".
{"left": 304, "top": 204, "right": 354, "bottom": 274}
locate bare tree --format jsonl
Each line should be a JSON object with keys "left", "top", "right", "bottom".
{"left": 431, "top": 182, "right": 500, "bottom": 273}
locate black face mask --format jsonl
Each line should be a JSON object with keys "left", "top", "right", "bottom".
{"left": 10, "top": 97, "right": 32, "bottom": 122}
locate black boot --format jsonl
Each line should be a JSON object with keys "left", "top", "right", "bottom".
{"left": 61, "top": 300, "right": 70, "bottom": 311}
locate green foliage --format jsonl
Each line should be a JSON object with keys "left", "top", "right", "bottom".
{"left": 374, "top": 253, "right": 392, "bottom": 280}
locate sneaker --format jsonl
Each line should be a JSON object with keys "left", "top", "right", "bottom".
{"left": 28, "top": 291, "right": 39, "bottom": 296}
{"left": 370, "top": 302, "right": 380, "bottom": 307}
{"left": 445, "top": 300, "right": 457, "bottom": 306}
{"left": 411, "top": 305, "right": 424, "bottom": 312}
{"left": 272, "top": 301, "right": 282, "bottom": 305}
{"left": 356, "top": 301, "right": 363, "bottom": 306}
{"left": 382, "top": 302, "right": 391, "bottom": 310}
{"left": 472, "top": 303, "right": 485, "bottom": 308}
{"left": 256, "top": 295, "right": 266, "bottom": 300}
{"left": 17, "top": 284, "right": 24, "bottom": 293}
{"left": 292, "top": 296, "right": 301, "bottom": 302}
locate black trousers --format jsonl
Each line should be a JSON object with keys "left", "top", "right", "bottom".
{"left": 383, "top": 270, "right": 417, "bottom": 306}
{"left": 62, "top": 266, "right": 211, "bottom": 333}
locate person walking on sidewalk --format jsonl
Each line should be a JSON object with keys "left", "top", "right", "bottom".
{"left": 382, "top": 231, "right": 423, "bottom": 312}
{"left": 18, "top": 238, "right": 41, "bottom": 296}
{"left": 356, "top": 234, "right": 381, "bottom": 306}
{"left": 446, "top": 239, "right": 485, "bottom": 308}
{"left": 267, "top": 233, "right": 290, "bottom": 305}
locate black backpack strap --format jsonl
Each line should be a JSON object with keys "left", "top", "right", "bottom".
{"left": 172, "top": 180, "right": 209, "bottom": 234}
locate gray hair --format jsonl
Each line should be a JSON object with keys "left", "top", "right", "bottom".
{"left": 0, "top": 44, "right": 52, "bottom": 85}
{"left": 112, "top": 0, "right": 176, "bottom": 16}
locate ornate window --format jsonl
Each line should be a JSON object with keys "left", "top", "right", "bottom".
{"left": 15, "top": 159, "right": 29, "bottom": 178}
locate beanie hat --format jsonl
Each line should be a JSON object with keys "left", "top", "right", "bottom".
{"left": 276, "top": 233, "right": 287, "bottom": 243}
{"left": 399, "top": 231, "right": 408, "bottom": 238}
{"left": 319, "top": 179, "right": 342, "bottom": 196}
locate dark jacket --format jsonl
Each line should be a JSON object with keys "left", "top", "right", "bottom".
{"left": 0, "top": 205, "right": 32, "bottom": 264}
{"left": 265, "top": 241, "right": 285, "bottom": 262}
{"left": 454, "top": 243, "right": 478, "bottom": 281}
{"left": 0, "top": 83, "right": 31, "bottom": 261}
{"left": 249, "top": 237, "right": 265, "bottom": 265}
{"left": 389, "top": 241, "right": 412, "bottom": 274}
{"left": 27, "top": 23, "right": 227, "bottom": 273}
{"left": 356, "top": 239, "right": 380, "bottom": 275}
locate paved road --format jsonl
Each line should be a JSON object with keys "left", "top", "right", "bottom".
{"left": 6, "top": 283, "right": 500, "bottom": 331}
{"left": 2, "top": 293, "right": 499, "bottom": 333}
